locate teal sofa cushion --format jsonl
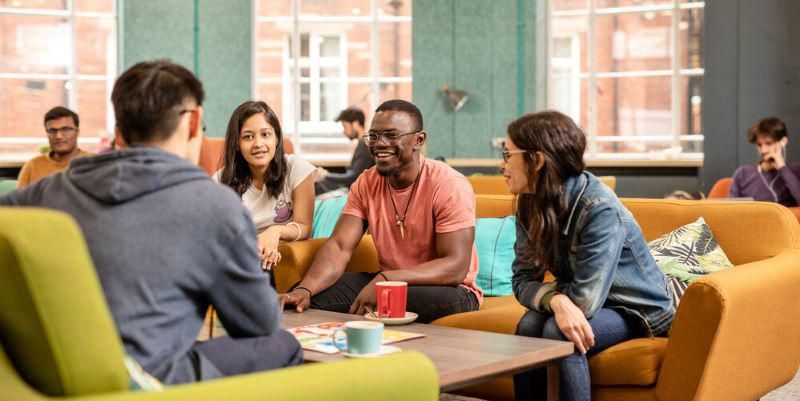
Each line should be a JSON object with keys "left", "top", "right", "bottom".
{"left": 312, "top": 195, "right": 348, "bottom": 238}
{"left": 0, "top": 180, "right": 17, "bottom": 195}
{"left": 474, "top": 216, "right": 516, "bottom": 296}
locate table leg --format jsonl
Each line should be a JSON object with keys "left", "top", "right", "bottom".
{"left": 547, "top": 365, "right": 559, "bottom": 401}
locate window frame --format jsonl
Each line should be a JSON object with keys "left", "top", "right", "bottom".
{"left": 254, "top": 0, "right": 413, "bottom": 162}
{"left": 0, "top": 1, "right": 117, "bottom": 163}
{"left": 546, "top": 0, "right": 705, "bottom": 164}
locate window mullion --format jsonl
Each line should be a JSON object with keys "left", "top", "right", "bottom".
{"left": 587, "top": 0, "right": 597, "bottom": 154}
{"left": 370, "top": 0, "right": 379, "bottom": 112}
{"left": 291, "top": 0, "right": 301, "bottom": 153}
{"left": 310, "top": 34, "right": 321, "bottom": 123}
{"left": 68, "top": 0, "right": 78, "bottom": 112}
{"left": 671, "top": 0, "right": 681, "bottom": 149}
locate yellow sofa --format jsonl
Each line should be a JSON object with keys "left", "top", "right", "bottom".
{"left": 275, "top": 196, "right": 800, "bottom": 401}
{"left": 468, "top": 174, "right": 617, "bottom": 195}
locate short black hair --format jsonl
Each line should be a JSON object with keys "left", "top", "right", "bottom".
{"left": 44, "top": 106, "right": 79, "bottom": 128}
{"left": 335, "top": 107, "right": 366, "bottom": 126}
{"left": 374, "top": 99, "right": 423, "bottom": 131}
{"left": 747, "top": 116, "right": 787, "bottom": 143}
{"left": 111, "top": 59, "right": 205, "bottom": 145}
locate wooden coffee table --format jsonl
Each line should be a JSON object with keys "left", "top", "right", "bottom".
{"left": 283, "top": 309, "right": 573, "bottom": 400}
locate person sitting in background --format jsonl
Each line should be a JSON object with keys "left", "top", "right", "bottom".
{"left": 213, "top": 100, "right": 315, "bottom": 270}
{"left": 281, "top": 99, "right": 482, "bottom": 323}
{"left": 729, "top": 116, "right": 800, "bottom": 206}
{"left": 1, "top": 60, "right": 301, "bottom": 384}
{"left": 315, "top": 107, "right": 375, "bottom": 197}
{"left": 17, "top": 106, "right": 92, "bottom": 188}
{"left": 502, "top": 111, "right": 674, "bottom": 401}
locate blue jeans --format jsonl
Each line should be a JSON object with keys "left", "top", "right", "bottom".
{"left": 513, "top": 308, "right": 642, "bottom": 401}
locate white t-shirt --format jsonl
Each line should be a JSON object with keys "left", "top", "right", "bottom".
{"left": 213, "top": 154, "right": 316, "bottom": 232}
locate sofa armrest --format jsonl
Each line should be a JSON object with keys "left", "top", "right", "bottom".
{"left": 654, "top": 249, "right": 800, "bottom": 401}
{"left": 4, "top": 351, "right": 439, "bottom": 401}
{"left": 274, "top": 236, "right": 380, "bottom": 293}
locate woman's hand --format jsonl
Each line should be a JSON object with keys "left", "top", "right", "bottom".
{"left": 257, "top": 227, "right": 283, "bottom": 270}
{"left": 550, "top": 293, "right": 595, "bottom": 354}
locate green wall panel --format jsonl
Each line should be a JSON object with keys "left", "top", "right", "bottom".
{"left": 121, "top": 0, "right": 195, "bottom": 71}
{"left": 453, "top": 0, "right": 494, "bottom": 158}
{"left": 413, "top": 0, "right": 455, "bottom": 158}
{"left": 413, "top": 0, "right": 542, "bottom": 159}
{"left": 198, "top": 0, "right": 252, "bottom": 137}
{"left": 120, "top": 0, "right": 252, "bottom": 138}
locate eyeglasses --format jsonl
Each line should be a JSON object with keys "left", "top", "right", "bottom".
{"left": 363, "top": 130, "right": 419, "bottom": 145}
{"left": 502, "top": 149, "right": 527, "bottom": 162}
{"left": 46, "top": 126, "right": 77, "bottom": 136}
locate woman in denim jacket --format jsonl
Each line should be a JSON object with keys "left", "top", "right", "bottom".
{"left": 502, "top": 111, "right": 675, "bottom": 401}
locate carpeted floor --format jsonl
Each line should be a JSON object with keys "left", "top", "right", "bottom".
{"left": 763, "top": 368, "right": 800, "bottom": 401}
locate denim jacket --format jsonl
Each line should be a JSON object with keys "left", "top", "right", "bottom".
{"left": 511, "top": 172, "right": 675, "bottom": 336}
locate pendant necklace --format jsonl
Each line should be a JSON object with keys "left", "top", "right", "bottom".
{"left": 386, "top": 160, "right": 424, "bottom": 239}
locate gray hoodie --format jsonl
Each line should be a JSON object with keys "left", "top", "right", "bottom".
{"left": 0, "top": 146, "right": 281, "bottom": 383}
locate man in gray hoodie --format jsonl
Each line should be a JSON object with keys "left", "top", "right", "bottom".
{"left": 0, "top": 60, "right": 302, "bottom": 384}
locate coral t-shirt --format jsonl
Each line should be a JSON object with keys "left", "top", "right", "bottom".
{"left": 342, "top": 158, "right": 482, "bottom": 304}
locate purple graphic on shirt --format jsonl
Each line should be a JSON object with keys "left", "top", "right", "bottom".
{"left": 274, "top": 199, "right": 293, "bottom": 223}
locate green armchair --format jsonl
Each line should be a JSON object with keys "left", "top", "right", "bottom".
{"left": 0, "top": 208, "right": 439, "bottom": 401}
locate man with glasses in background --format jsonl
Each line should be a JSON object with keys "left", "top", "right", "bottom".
{"left": 16, "top": 106, "right": 92, "bottom": 188}
{"left": 281, "top": 99, "right": 482, "bottom": 323}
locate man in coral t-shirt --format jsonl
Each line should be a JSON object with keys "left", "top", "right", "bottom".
{"left": 281, "top": 99, "right": 481, "bottom": 323}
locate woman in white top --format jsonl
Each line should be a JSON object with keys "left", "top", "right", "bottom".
{"left": 214, "top": 100, "right": 315, "bottom": 269}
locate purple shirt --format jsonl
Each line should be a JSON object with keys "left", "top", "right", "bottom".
{"left": 729, "top": 163, "right": 800, "bottom": 207}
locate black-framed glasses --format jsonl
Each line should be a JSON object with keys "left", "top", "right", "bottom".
{"left": 363, "top": 130, "right": 419, "bottom": 145}
{"left": 46, "top": 126, "right": 77, "bottom": 136}
{"left": 502, "top": 149, "right": 527, "bottom": 162}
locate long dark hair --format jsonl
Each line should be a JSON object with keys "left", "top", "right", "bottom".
{"left": 219, "top": 100, "right": 287, "bottom": 198}
{"left": 509, "top": 110, "right": 586, "bottom": 274}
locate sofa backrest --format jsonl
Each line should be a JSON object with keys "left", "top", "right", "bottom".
{"left": 622, "top": 199, "right": 800, "bottom": 265}
{"left": 0, "top": 208, "right": 128, "bottom": 396}
{"left": 475, "top": 195, "right": 800, "bottom": 265}
{"left": 469, "top": 175, "right": 617, "bottom": 195}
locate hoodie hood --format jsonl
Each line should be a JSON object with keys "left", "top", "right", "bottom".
{"left": 67, "top": 146, "right": 208, "bottom": 204}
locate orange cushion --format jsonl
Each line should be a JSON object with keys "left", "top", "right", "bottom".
{"left": 589, "top": 337, "right": 668, "bottom": 386}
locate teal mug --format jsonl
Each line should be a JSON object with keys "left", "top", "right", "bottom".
{"left": 333, "top": 321, "right": 384, "bottom": 355}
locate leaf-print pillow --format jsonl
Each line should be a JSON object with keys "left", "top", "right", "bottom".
{"left": 648, "top": 217, "right": 734, "bottom": 309}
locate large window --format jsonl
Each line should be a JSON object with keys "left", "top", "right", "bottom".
{"left": 548, "top": 0, "right": 704, "bottom": 162}
{"left": 0, "top": 0, "right": 116, "bottom": 161}
{"left": 256, "top": 0, "right": 412, "bottom": 162}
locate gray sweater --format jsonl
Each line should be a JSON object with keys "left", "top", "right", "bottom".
{"left": 0, "top": 147, "right": 281, "bottom": 383}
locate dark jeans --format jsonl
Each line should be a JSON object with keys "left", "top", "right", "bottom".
{"left": 189, "top": 329, "right": 303, "bottom": 380}
{"left": 513, "top": 308, "right": 643, "bottom": 401}
{"left": 309, "top": 272, "right": 479, "bottom": 323}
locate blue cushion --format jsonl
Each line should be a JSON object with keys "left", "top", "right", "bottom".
{"left": 0, "top": 179, "right": 17, "bottom": 195}
{"left": 474, "top": 216, "right": 516, "bottom": 296}
{"left": 312, "top": 195, "right": 348, "bottom": 238}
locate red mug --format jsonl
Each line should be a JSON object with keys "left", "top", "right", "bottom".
{"left": 375, "top": 281, "right": 407, "bottom": 318}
